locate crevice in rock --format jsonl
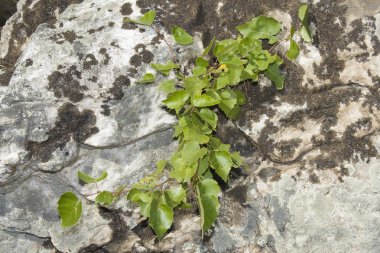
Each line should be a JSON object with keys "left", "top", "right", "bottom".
{"left": 232, "top": 119, "right": 380, "bottom": 168}
{"left": 80, "top": 125, "right": 174, "bottom": 150}
{"left": 1, "top": 228, "right": 62, "bottom": 253}
{"left": 78, "top": 206, "right": 146, "bottom": 253}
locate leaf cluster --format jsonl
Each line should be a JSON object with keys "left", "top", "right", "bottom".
{"left": 57, "top": 4, "right": 312, "bottom": 239}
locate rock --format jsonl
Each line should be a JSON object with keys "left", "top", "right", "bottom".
{"left": 0, "top": 0, "right": 379, "bottom": 252}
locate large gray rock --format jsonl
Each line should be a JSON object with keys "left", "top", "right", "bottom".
{"left": 0, "top": 0, "right": 379, "bottom": 252}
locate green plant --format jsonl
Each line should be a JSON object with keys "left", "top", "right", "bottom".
{"left": 58, "top": 5, "right": 311, "bottom": 239}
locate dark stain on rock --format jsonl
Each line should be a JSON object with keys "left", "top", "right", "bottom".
{"left": 312, "top": 0, "right": 347, "bottom": 82}
{"left": 108, "top": 21, "right": 115, "bottom": 27}
{"left": 150, "top": 34, "right": 162, "bottom": 45}
{"left": 41, "top": 238, "right": 58, "bottom": 251}
{"left": 355, "top": 52, "right": 370, "bottom": 62}
{"left": 309, "top": 172, "right": 320, "bottom": 184}
{"left": 271, "top": 196, "right": 290, "bottom": 235}
{"left": 258, "top": 167, "right": 281, "bottom": 182}
{"left": 274, "top": 139, "right": 302, "bottom": 160}
{"left": 99, "top": 48, "right": 111, "bottom": 65}
{"left": 227, "top": 185, "right": 248, "bottom": 203}
{"left": 127, "top": 67, "right": 138, "bottom": 78}
{"left": 88, "top": 76, "right": 98, "bottom": 82}
{"left": 101, "top": 104, "right": 110, "bottom": 116}
{"left": 256, "top": 122, "right": 279, "bottom": 158}
{"left": 121, "top": 21, "right": 137, "bottom": 30}
{"left": 129, "top": 54, "right": 142, "bottom": 68}
{"left": 50, "top": 30, "right": 82, "bottom": 44}
{"left": 136, "top": 0, "right": 302, "bottom": 44}
{"left": 110, "top": 41, "right": 119, "bottom": 47}
{"left": 83, "top": 54, "right": 99, "bottom": 70}
{"left": 25, "top": 59, "right": 33, "bottom": 67}
{"left": 26, "top": 103, "right": 98, "bottom": 162}
{"left": 367, "top": 16, "right": 380, "bottom": 56}
{"left": 217, "top": 114, "right": 255, "bottom": 157}
{"left": 0, "top": 0, "right": 84, "bottom": 85}
{"left": 48, "top": 65, "right": 87, "bottom": 102}
{"left": 109, "top": 75, "right": 131, "bottom": 100}
{"left": 120, "top": 2, "right": 133, "bottom": 15}
{"left": 87, "top": 26, "right": 105, "bottom": 34}
{"left": 132, "top": 219, "right": 156, "bottom": 244}
{"left": 129, "top": 44, "right": 154, "bottom": 68}
{"left": 348, "top": 19, "right": 368, "bottom": 51}
{"left": 313, "top": 118, "right": 377, "bottom": 169}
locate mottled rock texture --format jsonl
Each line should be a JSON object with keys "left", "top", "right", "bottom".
{"left": 0, "top": 0, "right": 379, "bottom": 252}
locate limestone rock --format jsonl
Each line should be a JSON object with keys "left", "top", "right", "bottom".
{"left": 0, "top": 0, "right": 379, "bottom": 252}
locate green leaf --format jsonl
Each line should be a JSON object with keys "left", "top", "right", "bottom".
{"left": 95, "top": 191, "right": 115, "bottom": 205}
{"left": 231, "top": 151, "right": 244, "bottom": 167}
{"left": 149, "top": 197, "right": 173, "bottom": 239}
{"left": 192, "top": 66, "right": 207, "bottom": 77}
{"left": 151, "top": 61, "right": 180, "bottom": 76}
{"left": 298, "top": 4, "right": 308, "bottom": 21}
{"left": 181, "top": 141, "right": 207, "bottom": 164}
{"left": 216, "top": 74, "right": 230, "bottom": 90}
{"left": 192, "top": 94, "right": 220, "bottom": 107}
{"left": 198, "top": 108, "right": 218, "bottom": 130}
{"left": 253, "top": 50, "right": 277, "bottom": 71}
{"left": 127, "top": 189, "right": 152, "bottom": 217}
{"left": 179, "top": 116, "right": 210, "bottom": 144}
{"left": 298, "top": 4, "right": 312, "bottom": 43}
{"left": 286, "top": 39, "right": 300, "bottom": 60}
{"left": 198, "top": 156, "right": 209, "bottom": 177}
{"left": 171, "top": 26, "right": 193, "bottom": 45}
{"left": 238, "top": 37, "right": 262, "bottom": 57}
{"left": 154, "top": 160, "right": 167, "bottom": 176}
{"left": 300, "top": 25, "right": 312, "bottom": 43}
{"left": 235, "top": 90, "right": 247, "bottom": 105}
{"left": 213, "top": 39, "right": 239, "bottom": 62}
{"left": 210, "top": 151, "right": 233, "bottom": 182}
{"left": 162, "top": 90, "right": 189, "bottom": 113}
{"left": 165, "top": 185, "right": 186, "bottom": 208}
{"left": 170, "top": 158, "right": 198, "bottom": 182}
{"left": 158, "top": 80, "right": 176, "bottom": 94}
{"left": 58, "top": 192, "right": 82, "bottom": 227}
{"left": 264, "top": 58, "right": 285, "bottom": 90}
{"left": 78, "top": 171, "right": 108, "bottom": 184}
{"left": 124, "top": 10, "right": 156, "bottom": 26}
{"left": 196, "top": 179, "right": 221, "bottom": 234}
{"left": 241, "top": 64, "right": 259, "bottom": 81}
{"left": 196, "top": 57, "right": 209, "bottom": 67}
{"left": 183, "top": 76, "right": 208, "bottom": 97}
{"left": 236, "top": 16, "right": 281, "bottom": 44}
{"left": 137, "top": 73, "right": 155, "bottom": 84}
{"left": 202, "top": 36, "right": 216, "bottom": 57}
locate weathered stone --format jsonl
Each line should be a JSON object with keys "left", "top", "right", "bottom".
{"left": 0, "top": 0, "right": 379, "bottom": 252}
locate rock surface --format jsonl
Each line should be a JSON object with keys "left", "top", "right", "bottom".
{"left": 0, "top": 0, "right": 379, "bottom": 252}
